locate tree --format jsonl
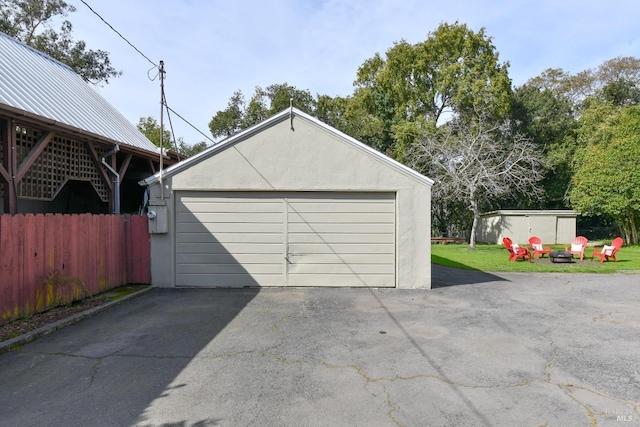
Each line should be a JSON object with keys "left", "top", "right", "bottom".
{"left": 570, "top": 102, "right": 640, "bottom": 244}
{"left": 527, "top": 57, "right": 640, "bottom": 108}
{"left": 177, "top": 140, "right": 208, "bottom": 157}
{"left": 0, "top": 0, "right": 121, "bottom": 84}
{"left": 137, "top": 116, "right": 172, "bottom": 149}
{"left": 515, "top": 56, "right": 640, "bottom": 212}
{"left": 137, "top": 116, "right": 207, "bottom": 157}
{"left": 353, "top": 21, "right": 512, "bottom": 159}
{"left": 209, "top": 83, "right": 315, "bottom": 139}
{"left": 601, "top": 79, "right": 640, "bottom": 106}
{"left": 208, "top": 90, "right": 245, "bottom": 139}
{"left": 409, "top": 113, "right": 545, "bottom": 248}
{"left": 511, "top": 84, "right": 578, "bottom": 207}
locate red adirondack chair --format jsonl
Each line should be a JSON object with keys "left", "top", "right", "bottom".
{"left": 591, "top": 237, "right": 624, "bottom": 263}
{"left": 565, "top": 236, "right": 588, "bottom": 261}
{"left": 528, "top": 236, "right": 552, "bottom": 259}
{"left": 503, "top": 237, "right": 532, "bottom": 262}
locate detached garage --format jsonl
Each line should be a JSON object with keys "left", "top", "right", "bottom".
{"left": 140, "top": 108, "right": 433, "bottom": 289}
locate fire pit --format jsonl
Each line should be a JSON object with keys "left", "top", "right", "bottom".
{"left": 550, "top": 250, "right": 573, "bottom": 263}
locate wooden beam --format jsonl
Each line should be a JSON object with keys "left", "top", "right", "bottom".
{"left": 0, "top": 119, "right": 11, "bottom": 183}
{"left": 118, "top": 153, "right": 133, "bottom": 178}
{"left": 84, "top": 141, "right": 112, "bottom": 192}
{"left": 15, "top": 130, "right": 53, "bottom": 182}
{"left": 0, "top": 163, "right": 9, "bottom": 184}
{"left": 147, "top": 159, "right": 156, "bottom": 174}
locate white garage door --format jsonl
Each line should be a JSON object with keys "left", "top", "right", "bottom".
{"left": 175, "top": 192, "right": 395, "bottom": 287}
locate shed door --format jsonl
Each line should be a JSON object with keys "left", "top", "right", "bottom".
{"left": 527, "top": 215, "right": 555, "bottom": 243}
{"left": 175, "top": 192, "right": 395, "bottom": 287}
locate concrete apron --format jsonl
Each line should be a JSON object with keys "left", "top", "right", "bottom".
{"left": 0, "top": 268, "right": 638, "bottom": 426}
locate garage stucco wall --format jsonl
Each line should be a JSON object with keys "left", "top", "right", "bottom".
{"left": 144, "top": 111, "right": 432, "bottom": 289}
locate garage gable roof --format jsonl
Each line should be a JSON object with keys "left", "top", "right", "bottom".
{"left": 0, "top": 31, "right": 158, "bottom": 154}
{"left": 141, "top": 107, "right": 434, "bottom": 187}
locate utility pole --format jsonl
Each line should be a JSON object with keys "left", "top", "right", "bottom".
{"left": 159, "top": 60, "right": 165, "bottom": 199}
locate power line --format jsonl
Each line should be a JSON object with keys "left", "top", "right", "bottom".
{"left": 79, "top": 0, "right": 157, "bottom": 68}
{"left": 164, "top": 103, "right": 216, "bottom": 144}
{"left": 80, "top": 0, "right": 215, "bottom": 147}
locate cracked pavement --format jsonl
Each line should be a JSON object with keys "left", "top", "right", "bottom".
{"left": 0, "top": 266, "right": 639, "bottom": 426}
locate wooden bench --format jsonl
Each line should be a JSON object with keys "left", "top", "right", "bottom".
{"left": 431, "top": 237, "right": 466, "bottom": 244}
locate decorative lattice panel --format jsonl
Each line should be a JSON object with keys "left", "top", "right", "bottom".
{"left": 14, "top": 126, "right": 109, "bottom": 202}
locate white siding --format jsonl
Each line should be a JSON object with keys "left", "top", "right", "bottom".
{"left": 175, "top": 191, "right": 396, "bottom": 287}
{"left": 176, "top": 193, "right": 285, "bottom": 287}
{"left": 286, "top": 193, "right": 395, "bottom": 287}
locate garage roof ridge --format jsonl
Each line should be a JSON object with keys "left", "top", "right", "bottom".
{"left": 140, "top": 108, "right": 434, "bottom": 187}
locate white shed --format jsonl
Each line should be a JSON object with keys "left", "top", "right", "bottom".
{"left": 477, "top": 210, "right": 578, "bottom": 245}
{"left": 140, "top": 108, "right": 433, "bottom": 289}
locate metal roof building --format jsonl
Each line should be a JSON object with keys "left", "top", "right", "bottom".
{"left": 0, "top": 31, "right": 158, "bottom": 154}
{"left": 0, "top": 31, "right": 176, "bottom": 215}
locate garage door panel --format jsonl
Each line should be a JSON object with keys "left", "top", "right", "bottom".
{"left": 288, "top": 223, "right": 395, "bottom": 234}
{"left": 288, "top": 263, "right": 394, "bottom": 275}
{"left": 176, "top": 212, "right": 282, "bottom": 226}
{"left": 177, "top": 274, "right": 283, "bottom": 287}
{"left": 176, "top": 212, "right": 282, "bottom": 224}
{"left": 176, "top": 263, "right": 283, "bottom": 275}
{"left": 178, "top": 194, "right": 283, "bottom": 203}
{"left": 175, "top": 191, "right": 395, "bottom": 288}
{"left": 287, "top": 192, "right": 395, "bottom": 201}
{"left": 289, "top": 202, "right": 395, "bottom": 213}
{"left": 178, "top": 212, "right": 282, "bottom": 224}
{"left": 177, "top": 232, "right": 283, "bottom": 244}
{"left": 176, "top": 191, "right": 285, "bottom": 287}
{"left": 289, "top": 243, "right": 394, "bottom": 254}
{"left": 177, "top": 242, "right": 283, "bottom": 254}
{"left": 286, "top": 274, "right": 393, "bottom": 287}
{"left": 178, "top": 223, "right": 283, "bottom": 233}
{"left": 287, "top": 253, "right": 392, "bottom": 264}
{"left": 177, "top": 200, "right": 282, "bottom": 213}
{"left": 285, "top": 192, "right": 395, "bottom": 287}
{"left": 288, "top": 212, "right": 393, "bottom": 224}
{"left": 288, "top": 233, "right": 393, "bottom": 244}
{"left": 177, "top": 253, "right": 283, "bottom": 265}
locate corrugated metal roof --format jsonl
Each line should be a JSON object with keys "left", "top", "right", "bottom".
{"left": 0, "top": 31, "right": 158, "bottom": 154}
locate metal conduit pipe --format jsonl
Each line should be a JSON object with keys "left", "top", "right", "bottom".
{"left": 101, "top": 158, "right": 120, "bottom": 214}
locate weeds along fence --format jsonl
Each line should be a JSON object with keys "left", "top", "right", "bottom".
{"left": 0, "top": 214, "right": 151, "bottom": 325}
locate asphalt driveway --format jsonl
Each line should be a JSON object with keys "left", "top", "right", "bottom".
{"left": 1, "top": 266, "right": 639, "bottom": 426}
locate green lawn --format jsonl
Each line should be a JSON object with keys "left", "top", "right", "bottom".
{"left": 431, "top": 243, "right": 640, "bottom": 273}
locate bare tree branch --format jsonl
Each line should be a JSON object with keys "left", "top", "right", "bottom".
{"left": 409, "top": 113, "right": 546, "bottom": 248}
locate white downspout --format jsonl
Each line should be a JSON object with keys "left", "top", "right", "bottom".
{"left": 101, "top": 157, "right": 120, "bottom": 214}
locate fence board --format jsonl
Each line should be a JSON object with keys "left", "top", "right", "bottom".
{"left": 126, "top": 215, "right": 151, "bottom": 284}
{"left": 1, "top": 215, "right": 23, "bottom": 322}
{"left": 0, "top": 214, "right": 150, "bottom": 325}
{"left": 23, "top": 214, "right": 44, "bottom": 313}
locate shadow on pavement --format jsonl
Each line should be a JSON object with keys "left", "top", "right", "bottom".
{"left": 0, "top": 288, "right": 260, "bottom": 427}
{"left": 431, "top": 262, "right": 508, "bottom": 288}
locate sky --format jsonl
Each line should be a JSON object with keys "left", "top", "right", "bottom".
{"left": 64, "top": 0, "right": 640, "bottom": 147}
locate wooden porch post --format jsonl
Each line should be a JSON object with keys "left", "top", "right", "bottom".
{"left": 1, "top": 118, "right": 17, "bottom": 214}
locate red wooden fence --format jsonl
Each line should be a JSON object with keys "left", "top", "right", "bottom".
{"left": 0, "top": 214, "right": 151, "bottom": 325}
